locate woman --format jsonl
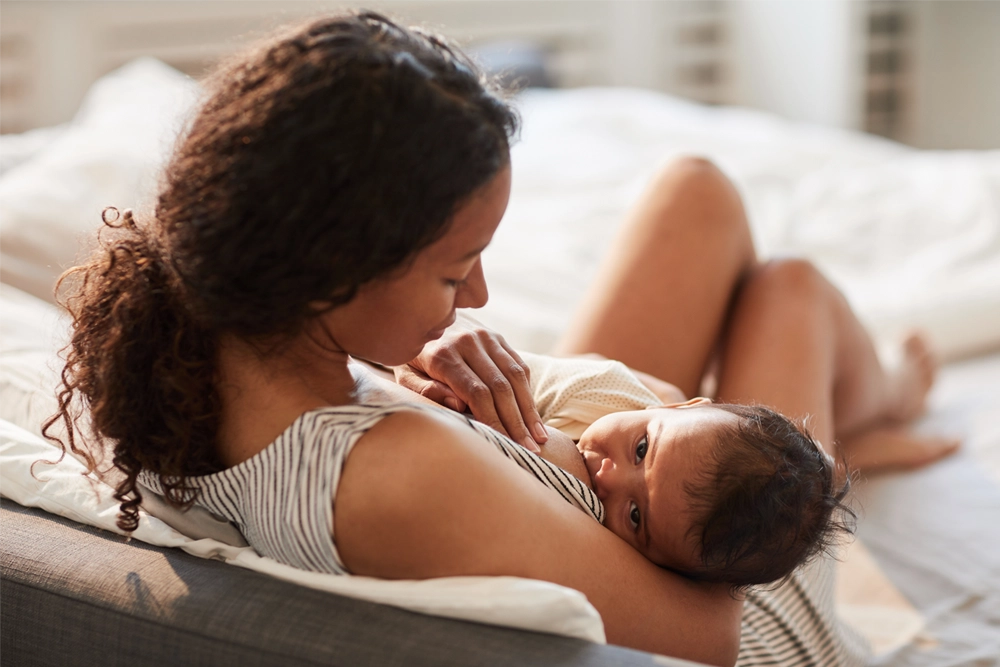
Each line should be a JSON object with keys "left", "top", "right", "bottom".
{"left": 46, "top": 12, "right": 954, "bottom": 666}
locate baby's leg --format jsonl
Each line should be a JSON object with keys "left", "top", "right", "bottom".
{"left": 715, "top": 259, "right": 958, "bottom": 472}
{"left": 555, "top": 157, "right": 757, "bottom": 398}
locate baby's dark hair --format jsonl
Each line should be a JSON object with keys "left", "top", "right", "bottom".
{"left": 682, "top": 403, "right": 855, "bottom": 590}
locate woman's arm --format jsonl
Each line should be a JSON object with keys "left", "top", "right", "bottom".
{"left": 334, "top": 410, "right": 742, "bottom": 666}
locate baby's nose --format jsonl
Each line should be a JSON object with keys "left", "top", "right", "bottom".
{"left": 593, "top": 457, "right": 618, "bottom": 501}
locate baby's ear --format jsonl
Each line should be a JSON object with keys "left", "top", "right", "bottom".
{"left": 645, "top": 397, "right": 713, "bottom": 410}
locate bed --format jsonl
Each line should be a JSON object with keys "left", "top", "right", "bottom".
{"left": 2, "top": 59, "right": 998, "bottom": 666}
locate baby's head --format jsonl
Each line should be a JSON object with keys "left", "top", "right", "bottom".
{"left": 577, "top": 399, "right": 853, "bottom": 588}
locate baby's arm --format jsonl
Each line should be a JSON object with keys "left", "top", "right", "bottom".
{"left": 628, "top": 367, "right": 687, "bottom": 405}
{"left": 571, "top": 352, "right": 687, "bottom": 405}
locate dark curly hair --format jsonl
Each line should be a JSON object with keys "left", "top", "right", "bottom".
{"left": 681, "top": 404, "right": 855, "bottom": 591}
{"left": 42, "top": 11, "right": 519, "bottom": 532}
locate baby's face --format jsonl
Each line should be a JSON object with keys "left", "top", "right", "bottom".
{"left": 577, "top": 404, "right": 739, "bottom": 572}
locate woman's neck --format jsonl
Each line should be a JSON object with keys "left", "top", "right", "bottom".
{"left": 214, "top": 332, "right": 358, "bottom": 467}
{"left": 212, "top": 332, "right": 594, "bottom": 489}
{"left": 213, "top": 333, "right": 446, "bottom": 467}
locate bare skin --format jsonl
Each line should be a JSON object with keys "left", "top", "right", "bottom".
{"left": 555, "top": 156, "right": 958, "bottom": 475}
{"left": 213, "top": 157, "right": 952, "bottom": 666}
{"left": 215, "top": 165, "right": 743, "bottom": 667}
{"left": 840, "top": 334, "right": 959, "bottom": 473}
{"left": 715, "top": 260, "right": 958, "bottom": 478}
{"left": 885, "top": 334, "right": 939, "bottom": 423}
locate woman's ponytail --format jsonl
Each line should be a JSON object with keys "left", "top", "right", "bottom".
{"left": 44, "top": 12, "right": 519, "bottom": 533}
{"left": 43, "top": 207, "right": 221, "bottom": 532}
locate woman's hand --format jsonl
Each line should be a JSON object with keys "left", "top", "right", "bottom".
{"left": 394, "top": 315, "right": 548, "bottom": 452}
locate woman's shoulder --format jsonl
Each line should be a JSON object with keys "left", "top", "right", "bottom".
{"left": 147, "top": 404, "right": 477, "bottom": 575}
{"left": 248, "top": 402, "right": 471, "bottom": 467}
{"left": 293, "top": 402, "right": 456, "bottom": 434}
{"left": 331, "top": 405, "right": 577, "bottom": 575}
{"left": 281, "top": 401, "right": 467, "bottom": 440}
{"left": 298, "top": 402, "right": 480, "bottom": 448}
{"left": 158, "top": 402, "right": 464, "bottom": 489}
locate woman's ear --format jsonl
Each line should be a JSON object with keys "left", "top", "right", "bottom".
{"left": 644, "top": 397, "right": 713, "bottom": 410}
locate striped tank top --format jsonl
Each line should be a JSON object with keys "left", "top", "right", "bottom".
{"left": 140, "top": 402, "right": 603, "bottom": 574}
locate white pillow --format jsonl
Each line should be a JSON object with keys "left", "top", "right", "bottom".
{"left": 0, "top": 124, "right": 68, "bottom": 177}
{"left": 0, "top": 58, "right": 197, "bottom": 303}
{"left": 0, "top": 282, "right": 248, "bottom": 545}
{"left": 0, "top": 416, "right": 605, "bottom": 642}
{"left": 0, "top": 282, "right": 66, "bottom": 438}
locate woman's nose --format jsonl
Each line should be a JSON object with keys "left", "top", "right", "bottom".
{"left": 455, "top": 259, "right": 488, "bottom": 309}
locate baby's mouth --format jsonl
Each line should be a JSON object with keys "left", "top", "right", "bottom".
{"left": 582, "top": 450, "right": 602, "bottom": 490}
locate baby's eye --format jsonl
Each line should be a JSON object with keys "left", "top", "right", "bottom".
{"left": 629, "top": 502, "right": 641, "bottom": 531}
{"left": 635, "top": 436, "right": 648, "bottom": 464}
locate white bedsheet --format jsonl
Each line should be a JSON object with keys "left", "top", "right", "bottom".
{"left": 2, "top": 61, "right": 999, "bottom": 361}
{"left": 477, "top": 88, "right": 1000, "bottom": 362}
{"left": 855, "top": 352, "right": 1000, "bottom": 666}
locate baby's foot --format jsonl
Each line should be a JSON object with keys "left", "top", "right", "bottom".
{"left": 884, "top": 333, "right": 938, "bottom": 423}
{"left": 842, "top": 425, "right": 960, "bottom": 474}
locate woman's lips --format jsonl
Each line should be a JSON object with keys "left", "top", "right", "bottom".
{"left": 426, "top": 318, "right": 455, "bottom": 341}
{"left": 428, "top": 313, "right": 457, "bottom": 340}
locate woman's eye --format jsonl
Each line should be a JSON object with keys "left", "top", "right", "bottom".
{"left": 629, "top": 502, "right": 641, "bottom": 530}
{"left": 635, "top": 436, "right": 648, "bottom": 464}
{"left": 444, "top": 278, "right": 467, "bottom": 288}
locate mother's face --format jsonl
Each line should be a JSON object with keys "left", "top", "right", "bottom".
{"left": 321, "top": 165, "right": 512, "bottom": 366}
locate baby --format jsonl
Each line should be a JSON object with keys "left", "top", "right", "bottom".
{"left": 520, "top": 351, "right": 851, "bottom": 588}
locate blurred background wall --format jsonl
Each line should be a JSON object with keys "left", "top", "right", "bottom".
{"left": 1, "top": 0, "right": 998, "bottom": 148}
